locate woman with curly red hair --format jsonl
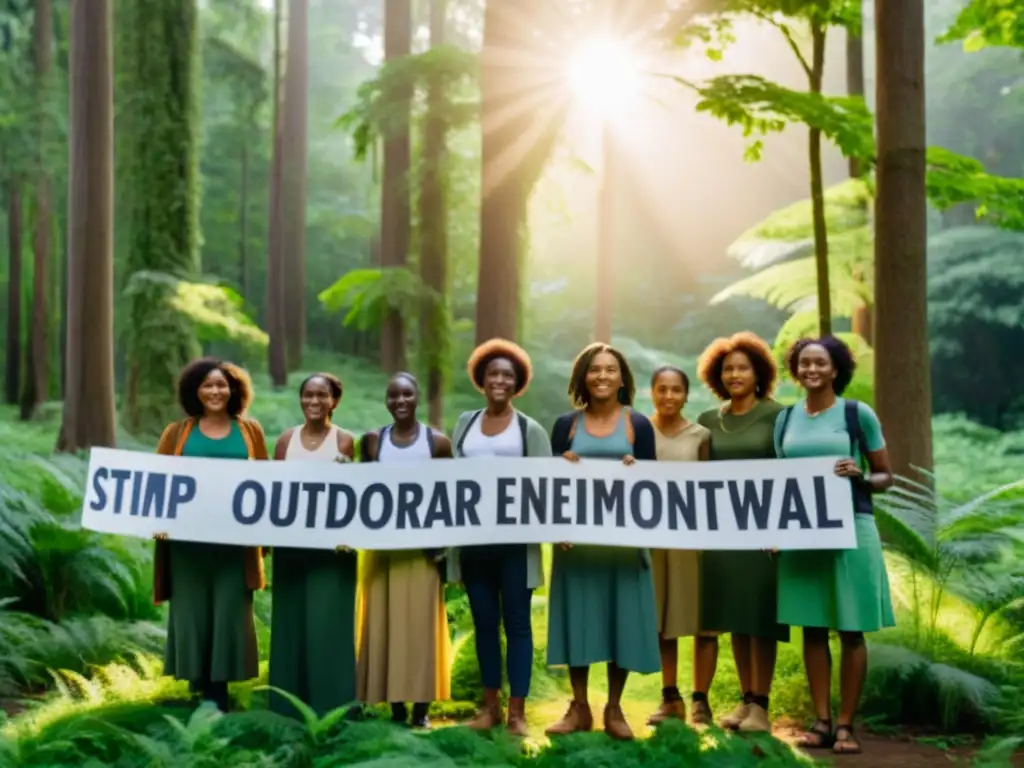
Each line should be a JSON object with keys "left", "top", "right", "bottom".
{"left": 153, "top": 358, "right": 268, "bottom": 712}
{"left": 447, "top": 339, "right": 552, "bottom": 737}
{"left": 691, "top": 333, "right": 788, "bottom": 733}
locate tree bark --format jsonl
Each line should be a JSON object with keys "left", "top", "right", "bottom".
{"left": 846, "top": 0, "right": 872, "bottom": 344}
{"left": 809, "top": 22, "right": 832, "bottom": 337}
{"left": 281, "top": 0, "right": 309, "bottom": 371}
{"left": 379, "top": 0, "right": 412, "bottom": 373}
{"left": 475, "top": 0, "right": 566, "bottom": 343}
{"left": 266, "top": 0, "right": 287, "bottom": 387}
{"left": 58, "top": 0, "right": 116, "bottom": 452}
{"left": 5, "top": 182, "right": 22, "bottom": 406}
{"left": 874, "top": 0, "right": 933, "bottom": 480}
{"left": 419, "top": 0, "right": 447, "bottom": 428}
{"left": 22, "top": 0, "right": 54, "bottom": 419}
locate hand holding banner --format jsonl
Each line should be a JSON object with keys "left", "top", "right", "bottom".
{"left": 81, "top": 447, "right": 857, "bottom": 551}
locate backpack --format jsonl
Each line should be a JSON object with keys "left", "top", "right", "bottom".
{"left": 455, "top": 410, "right": 530, "bottom": 457}
{"left": 360, "top": 423, "right": 437, "bottom": 462}
{"left": 777, "top": 399, "right": 874, "bottom": 515}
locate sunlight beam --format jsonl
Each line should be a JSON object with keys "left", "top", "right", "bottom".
{"left": 566, "top": 37, "right": 640, "bottom": 118}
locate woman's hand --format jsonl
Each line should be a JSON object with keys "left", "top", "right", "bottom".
{"left": 621, "top": 455, "right": 636, "bottom": 466}
{"left": 835, "top": 458, "right": 862, "bottom": 479}
{"left": 559, "top": 542, "right": 573, "bottom": 551}
{"left": 153, "top": 532, "right": 169, "bottom": 541}
{"left": 333, "top": 455, "right": 352, "bottom": 464}
{"left": 562, "top": 451, "right": 580, "bottom": 463}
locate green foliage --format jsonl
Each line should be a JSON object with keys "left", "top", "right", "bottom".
{"left": 338, "top": 46, "right": 479, "bottom": 161}
{"left": 925, "top": 147, "right": 1024, "bottom": 230}
{"left": 119, "top": 0, "right": 202, "bottom": 435}
{"left": 939, "top": 0, "right": 1024, "bottom": 50}
{"left": 318, "top": 267, "right": 442, "bottom": 333}
{"left": 927, "top": 227, "right": 1024, "bottom": 430}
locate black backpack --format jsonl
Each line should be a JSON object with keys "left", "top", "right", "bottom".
{"left": 777, "top": 400, "right": 874, "bottom": 515}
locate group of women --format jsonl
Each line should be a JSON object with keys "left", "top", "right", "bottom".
{"left": 153, "top": 331, "right": 895, "bottom": 757}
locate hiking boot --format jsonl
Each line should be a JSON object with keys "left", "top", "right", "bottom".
{"left": 603, "top": 703, "right": 634, "bottom": 741}
{"left": 544, "top": 699, "right": 594, "bottom": 735}
{"left": 738, "top": 702, "right": 771, "bottom": 733}
{"left": 691, "top": 698, "right": 713, "bottom": 727}
{"left": 465, "top": 688, "right": 503, "bottom": 731}
{"left": 506, "top": 696, "right": 528, "bottom": 737}
{"left": 719, "top": 702, "right": 750, "bottom": 730}
{"left": 647, "top": 698, "right": 686, "bottom": 725}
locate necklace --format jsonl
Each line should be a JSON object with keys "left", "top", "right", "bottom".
{"left": 803, "top": 399, "right": 835, "bottom": 418}
{"left": 301, "top": 425, "right": 330, "bottom": 449}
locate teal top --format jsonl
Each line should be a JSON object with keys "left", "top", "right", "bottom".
{"left": 773, "top": 397, "right": 885, "bottom": 462}
{"left": 447, "top": 408, "right": 553, "bottom": 589}
{"left": 570, "top": 410, "right": 632, "bottom": 459}
{"left": 182, "top": 422, "right": 249, "bottom": 460}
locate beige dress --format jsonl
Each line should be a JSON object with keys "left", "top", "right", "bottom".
{"left": 356, "top": 425, "right": 451, "bottom": 704}
{"left": 652, "top": 420, "right": 710, "bottom": 639}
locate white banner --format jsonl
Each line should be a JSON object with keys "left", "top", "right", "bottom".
{"left": 80, "top": 448, "right": 857, "bottom": 551}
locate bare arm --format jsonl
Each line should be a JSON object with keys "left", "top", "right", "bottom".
{"left": 359, "top": 432, "right": 379, "bottom": 462}
{"left": 337, "top": 430, "right": 355, "bottom": 460}
{"left": 698, "top": 437, "right": 710, "bottom": 462}
{"left": 274, "top": 428, "right": 294, "bottom": 461}
{"left": 432, "top": 431, "right": 453, "bottom": 458}
{"left": 863, "top": 448, "right": 895, "bottom": 492}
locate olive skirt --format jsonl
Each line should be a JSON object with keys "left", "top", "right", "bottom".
{"left": 269, "top": 548, "right": 358, "bottom": 717}
{"left": 547, "top": 546, "right": 661, "bottom": 674}
{"left": 164, "top": 542, "right": 259, "bottom": 683}
{"left": 699, "top": 550, "right": 790, "bottom": 641}
{"left": 652, "top": 549, "right": 700, "bottom": 639}
{"left": 777, "top": 514, "right": 896, "bottom": 632}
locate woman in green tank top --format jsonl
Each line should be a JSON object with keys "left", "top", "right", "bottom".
{"left": 153, "top": 359, "right": 268, "bottom": 711}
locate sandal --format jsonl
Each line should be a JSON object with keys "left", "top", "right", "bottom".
{"left": 795, "top": 718, "right": 834, "bottom": 749}
{"left": 833, "top": 724, "right": 861, "bottom": 755}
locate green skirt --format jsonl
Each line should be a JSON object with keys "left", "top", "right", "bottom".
{"left": 164, "top": 542, "right": 259, "bottom": 683}
{"left": 699, "top": 550, "right": 790, "bottom": 641}
{"left": 547, "top": 546, "right": 660, "bottom": 674}
{"left": 269, "top": 548, "right": 358, "bottom": 717}
{"left": 777, "top": 514, "right": 895, "bottom": 632}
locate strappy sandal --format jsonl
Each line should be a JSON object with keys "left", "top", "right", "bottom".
{"left": 795, "top": 718, "right": 834, "bottom": 749}
{"left": 832, "top": 724, "right": 861, "bottom": 755}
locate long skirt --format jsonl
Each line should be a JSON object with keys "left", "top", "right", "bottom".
{"left": 164, "top": 542, "right": 259, "bottom": 683}
{"left": 777, "top": 514, "right": 896, "bottom": 632}
{"left": 547, "top": 546, "right": 660, "bottom": 674}
{"left": 699, "top": 550, "right": 790, "bottom": 641}
{"left": 356, "top": 550, "right": 450, "bottom": 704}
{"left": 652, "top": 549, "right": 700, "bottom": 639}
{"left": 269, "top": 548, "right": 358, "bottom": 717}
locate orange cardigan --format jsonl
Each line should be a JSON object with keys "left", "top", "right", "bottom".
{"left": 152, "top": 417, "right": 269, "bottom": 604}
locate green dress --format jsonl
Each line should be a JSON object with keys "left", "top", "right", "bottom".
{"left": 164, "top": 423, "right": 259, "bottom": 683}
{"left": 697, "top": 401, "right": 790, "bottom": 641}
{"left": 774, "top": 398, "right": 896, "bottom": 632}
{"left": 546, "top": 412, "right": 661, "bottom": 674}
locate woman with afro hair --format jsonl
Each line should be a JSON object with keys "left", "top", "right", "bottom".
{"left": 447, "top": 339, "right": 552, "bottom": 737}
{"left": 153, "top": 358, "right": 269, "bottom": 712}
{"left": 774, "top": 336, "right": 895, "bottom": 756}
{"left": 691, "top": 332, "right": 789, "bottom": 733}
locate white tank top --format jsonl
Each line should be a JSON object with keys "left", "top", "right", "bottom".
{"left": 462, "top": 413, "right": 523, "bottom": 458}
{"left": 284, "top": 424, "right": 342, "bottom": 461}
{"left": 377, "top": 422, "right": 433, "bottom": 462}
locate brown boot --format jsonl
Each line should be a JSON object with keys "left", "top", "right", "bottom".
{"left": 465, "top": 688, "right": 503, "bottom": 731}
{"left": 603, "top": 702, "right": 634, "bottom": 741}
{"left": 506, "top": 696, "right": 528, "bottom": 737}
{"left": 544, "top": 699, "right": 594, "bottom": 735}
{"left": 647, "top": 697, "right": 686, "bottom": 726}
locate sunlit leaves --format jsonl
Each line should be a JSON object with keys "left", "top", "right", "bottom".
{"left": 926, "top": 147, "right": 1024, "bottom": 230}
{"left": 939, "top": 0, "right": 1024, "bottom": 51}
{"left": 318, "top": 267, "right": 442, "bottom": 332}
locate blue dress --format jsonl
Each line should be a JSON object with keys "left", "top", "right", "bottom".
{"left": 546, "top": 410, "right": 661, "bottom": 674}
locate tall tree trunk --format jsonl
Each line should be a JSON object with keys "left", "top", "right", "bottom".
{"left": 23, "top": 0, "right": 54, "bottom": 419}
{"left": 874, "top": 0, "right": 933, "bottom": 480}
{"left": 475, "top": 0, "right": 566, "bottom": 343}
{"left": 121, "top": 0, "right": 201, "bottom": 434}
{"left": 5, "top": 182, "right": 22, "bottom": 406}
{"left": 281, "top": 0, "right": 309, "bottom": 371}
{"left": 239, "top": 141, "right": 249, "bottom": 302}
{"left": 419, "top": 0, "right": 447, "bottom": 428}
{"left": 57, "top": 0, "right": 116, "bottom": 452}
{"left": 808, "top": 22, "right": 832, "bottom": 338}
{"left": 379, "top": 0, "right": 411, "bottom": 373}
{"left": 846, "top": 0, "right": 872, "bottom": 344}
{"left": 266, "top": 0, "right": 287, "bottom": 387}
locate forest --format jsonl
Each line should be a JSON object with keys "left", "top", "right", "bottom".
{"left": 0, "top": 0, "right": 1023, "bottom": 764}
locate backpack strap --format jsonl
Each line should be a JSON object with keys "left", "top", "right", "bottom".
{"left": 455, "top": 410, "right": 483, "bottom": 456}
{"left": 518, "top": 413, "right": 529, "bottom": 457}
{"left": 425, "top": 423, "right": 438, "bottom": 457}
{"left": 844, "top": 399, "right": 869, "bottom": 460}
{"left": 776, "top": 406, "right": 795, "bottom": 458}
